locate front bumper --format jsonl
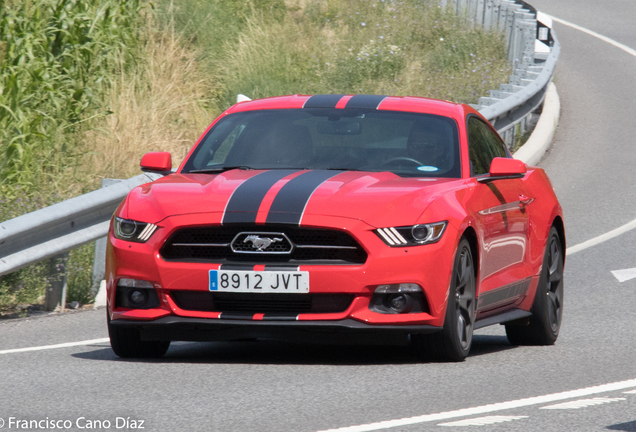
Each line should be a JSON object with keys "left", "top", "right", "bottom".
{"left": 106, "top": 215, "right": 459, "bottom": 328}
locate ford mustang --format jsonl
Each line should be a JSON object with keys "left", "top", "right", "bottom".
{"left": 106, "top": 94, "right": 565, "bottom": 361}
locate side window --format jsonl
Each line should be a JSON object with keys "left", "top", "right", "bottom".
{"left": 467, "top": 117, "right": 508, "bottom": 176}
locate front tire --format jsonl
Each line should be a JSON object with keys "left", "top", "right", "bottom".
{"left": 412, "top": 238, "right": 476, "bottom": 362}
{"left": 506, "top": 226, "right": 564, "bottom": 345}
{"left": 108, "top": 311, "right": 170, "bottom": 358}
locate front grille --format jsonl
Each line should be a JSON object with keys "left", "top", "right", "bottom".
{"left": 171, "top": 291, "right": 354, "bottom": 314}
{"left": 160, "top": 225, "right": 367, "bottom": 264}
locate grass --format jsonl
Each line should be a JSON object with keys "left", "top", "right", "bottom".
{"left": 82, "top": 11, "right": 213, "bottom": 180}
{"left": 0, "top": 0, "right": 512, "bottom": 310}
{"left": 217, "top": 0, "right": 509, "bottom": 106}
{"left": 0, "top": 0, "right": 145, "bottom": 198}
{"left": 0, "top": 243, "right": 95, "bottom": 314}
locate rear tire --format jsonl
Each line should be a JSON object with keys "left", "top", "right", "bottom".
{"left": 412, "top": 238, "right": 476, "bottom": 362}
{"left": 108, "top": 311, "right": 170, "bottom": 358}
{"left": 505, "top": 226, "right": 564, "bottom": 345}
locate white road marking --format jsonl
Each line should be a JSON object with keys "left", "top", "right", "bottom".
{"left": 611, "top": 268, "right": 636, "bottom": 282}
{"left": 438, "top": 416, "right": 528, "bottom": 427}
{"left": 314, "top": 378, "right": 636, "bottom": 432}
{"left": 546, "top": 15, "right": 636, "bottom": 59}
{"left": 546, "top": 16, "right": 636, "bottom": 257}
{"left": 0, "top": 338, "right": 109, "bottom": 355}
{"left": 540, "top": 397, "right": 625, "bottom": 410}
{"left": 623, "top": 390, "right": 636, "bottom": 394}
{"left": 567, "top": 218, "right": 636, "bottom": 255}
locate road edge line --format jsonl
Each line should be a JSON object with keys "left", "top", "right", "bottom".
{"left": 547, "top": 15, "right": 636, "bottom": 58}
{"left": 0, "top": 338, "right": 110, "bottom": 355}
{"left": 315, "top": 378, "right": 636, "bottom": 432}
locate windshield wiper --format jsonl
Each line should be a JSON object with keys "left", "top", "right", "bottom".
{"left": 187, "top": 166, "right": 254, "bottom": 173}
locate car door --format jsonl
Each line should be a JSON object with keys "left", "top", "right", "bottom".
{"left": 465, "top": 116, "right": 534, "bottom": 313}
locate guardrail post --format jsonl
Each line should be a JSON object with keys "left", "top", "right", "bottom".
{"left": 476, "top": 0, "right": 485, "bottom": 26}
{"left": 468, "top": 0, "right": 478, "bottom": 26}
{"left": 457, "top": 0, "right": 467, "bottom": 15}
{"left": 91, "top": 179, "right": 123, "bottom": 299}
{"left": 44, "top": 252, "right": 69, "bottom": 311}
{"left": 483, "top": 0, "right": 493, "bottom": 30}
{"left": 498, "top": 1, "right": 508, "bottom": 33}
{"left": 492, "top": 0, "right": 501, "bottom": 30}
{"left": 450, "top": 0, "right": 459, "bottom": 14}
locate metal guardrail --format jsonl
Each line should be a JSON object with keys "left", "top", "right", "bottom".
{"left": 0, "top": 0, "right": 559, "bottom": 306}
{"left": 0, "top": 173, "right": 161, "bottom": 278}
{"left": 454, "top": 0, "right": 561, "bottom": 146}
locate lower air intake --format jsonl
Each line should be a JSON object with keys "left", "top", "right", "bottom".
{"left": 171, "top": 291, "right": 354, "bottom": 314}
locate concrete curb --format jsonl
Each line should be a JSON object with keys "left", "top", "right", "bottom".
{"left": 93, "top": 280, "right": 107, "bottom": 309}
{"left": 512, "top": 82, "right": 560, "bottom": 166}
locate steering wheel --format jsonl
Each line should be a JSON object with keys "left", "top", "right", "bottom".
{"left": 381, "top": 157, "right": 423, "bottom": 167}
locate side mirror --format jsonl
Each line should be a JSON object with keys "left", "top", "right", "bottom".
{"left": 140, "top": 152, "right": 172, "bottom": 175}
{"left": 478, "top": 157, "right": 527, "bottom": 183}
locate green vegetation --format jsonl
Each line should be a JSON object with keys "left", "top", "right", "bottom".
{"left": 0, "top": 0, "right": 145, "bottom": 198}
{"left": 0, "top": 243, "right": 94, "bottom": 314}
{"left": 217, "top": 0, "right": 509, "bottom": 107}
{"left": 0, "top": 0, "right": 510, "bottom": 311}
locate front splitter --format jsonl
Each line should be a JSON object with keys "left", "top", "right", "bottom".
{"left": 110, "top": 316, "right": 441, "bottom": 344}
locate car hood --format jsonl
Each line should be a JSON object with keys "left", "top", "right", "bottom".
{"left": 123, "top": 169, "right": 461, "bottom": 228}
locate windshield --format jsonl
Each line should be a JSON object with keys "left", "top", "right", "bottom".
{"left": 182, "top": 108, "right": 461, "bottom": 178}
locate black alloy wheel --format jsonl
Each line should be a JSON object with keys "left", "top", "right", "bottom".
{"left": 412, "top": 237, "right": 476, "bottom": 362}
{"left": 506, "top": 226, "right": 564, "bottom": 345}
{"left": 454, "top": 244, "right": 476, "bottom": 352}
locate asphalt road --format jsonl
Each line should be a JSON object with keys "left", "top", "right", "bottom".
{"left": 2, "top": 2, "right": 636, "bottom": 431}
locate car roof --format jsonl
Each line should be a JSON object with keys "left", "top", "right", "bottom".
{"left": 225, "top": 94, "right": 469, "bottom": 120}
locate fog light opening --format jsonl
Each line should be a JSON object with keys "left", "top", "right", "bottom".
{"left": 129, "top": 289, "right": 148, "bottom": 306}
{"left": 386, "top": 293, "right": 414, "bottom": 314}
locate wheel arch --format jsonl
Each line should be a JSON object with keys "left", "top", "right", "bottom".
{"left": 461, "top": 226, "right": 479, "bottom": 280}
{"left": 551, "top": 215, "right": 566, "bottom": 261}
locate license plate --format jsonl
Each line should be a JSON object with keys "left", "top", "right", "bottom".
{"left": 209, "top": 270, "right": 309, "bottom": 293}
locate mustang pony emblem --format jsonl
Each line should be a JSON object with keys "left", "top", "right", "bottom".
{"left": 243, "top": 235, "right": 283, "bottom": 251}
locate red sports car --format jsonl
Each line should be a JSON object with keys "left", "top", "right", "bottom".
{"left": 106, "top": 94, "right": 565, "bottom": 361}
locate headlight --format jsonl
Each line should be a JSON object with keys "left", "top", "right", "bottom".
{"left": 375, "top": 221, "right": 447, "bottom": 247}
{"left": 113, "top": 217, "right": 158, "bottom": 242}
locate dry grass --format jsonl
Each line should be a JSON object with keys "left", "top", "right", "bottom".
{"left": 219, "top": 0, "right": 509, "bottom": 107}
{"left": 82, "top": 14, "right": 215, "bottom": 182}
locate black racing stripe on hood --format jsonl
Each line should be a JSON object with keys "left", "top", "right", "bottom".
{"left": 222, "top": 170, "right": 298, "bottom": 224}
{"left": 345, "top": 94, "right": 387, "bottom": 109}
{"left": 265, "top": 170, "right": 343, "bottom": 225}
{"left": 303, "top": 94, "right": 345, "bottom": 108}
